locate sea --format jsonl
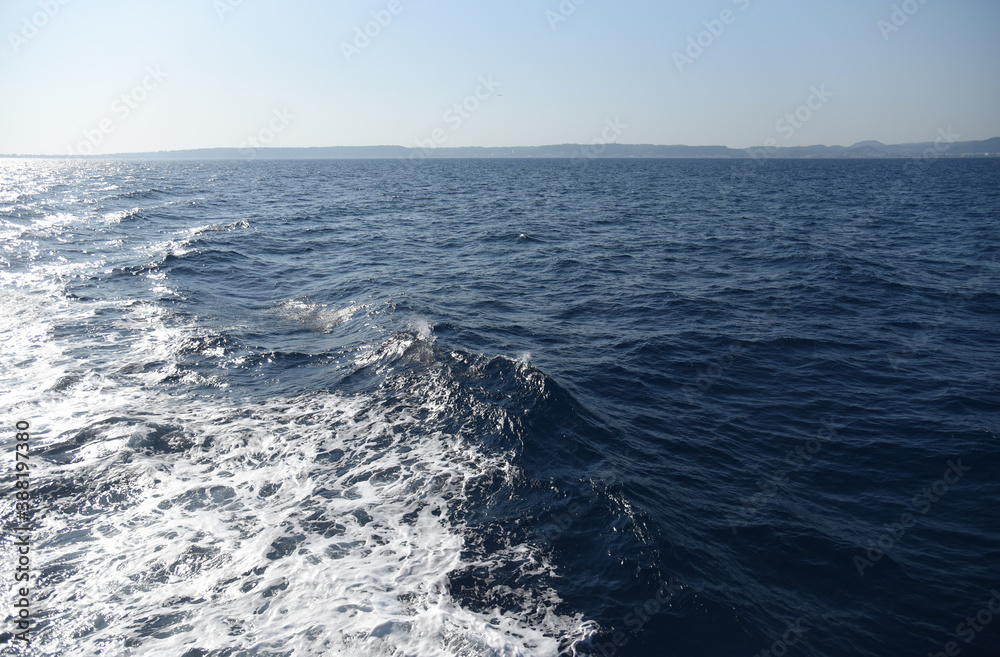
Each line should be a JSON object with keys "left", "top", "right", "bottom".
{"left": 1, "top": 157, "right": 998, "bottom": 657}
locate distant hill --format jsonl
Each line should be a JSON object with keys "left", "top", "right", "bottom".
{"left": 3, "top": 138, "right": 999, "bottom": 160}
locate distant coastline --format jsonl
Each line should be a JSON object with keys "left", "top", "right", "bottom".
{"left": 3, "top": 138, "right": 999, "bottom": 160}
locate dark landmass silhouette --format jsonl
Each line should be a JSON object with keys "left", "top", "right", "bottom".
{"left": 3, "top": 138, "right": 999, "bottom": 160}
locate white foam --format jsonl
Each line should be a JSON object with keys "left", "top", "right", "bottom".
{"left": 3, "top": 368, "right": 593, "bottom": 655}
{"left": 276, "top": 299, "right": 359, "bottom": 334}
{"left": 1, "top": 287, "right": 592, "bottom": 657}
{"left": 411, "top": 318, "right": 436, "bottom": 343}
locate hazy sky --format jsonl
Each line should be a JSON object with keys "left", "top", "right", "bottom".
{"left": 1, "top": 0, "right": 998, "bottom": 155}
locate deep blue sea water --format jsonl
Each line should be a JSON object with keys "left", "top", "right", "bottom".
{"left": 1, "top": 157, "right": 998, "bottom": 657}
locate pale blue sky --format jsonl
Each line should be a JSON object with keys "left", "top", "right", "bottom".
{"left": 1, "top": 0, "right": 997, "bottom": 155}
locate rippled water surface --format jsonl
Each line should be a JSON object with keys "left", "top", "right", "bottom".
{"left": 1, "top": 158, "right": 998, "bottom": 656}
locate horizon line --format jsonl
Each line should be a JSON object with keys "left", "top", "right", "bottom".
{"left": 2, "top": 136, "right": 999, "bottom": 160}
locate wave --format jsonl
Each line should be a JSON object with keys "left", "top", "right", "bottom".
{"left": 5, "top": 288, "right": 604, "bottom": 655}
{"left": 276, "top": 300, "right": 359, "bottom": 334}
